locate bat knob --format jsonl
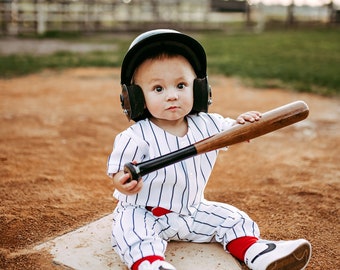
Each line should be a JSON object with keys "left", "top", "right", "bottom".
{"left": 124, "top": 162, "right": 142, "bottom": 182}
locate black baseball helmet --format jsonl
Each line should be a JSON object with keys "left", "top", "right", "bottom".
{"left": 120, "top": 29, "right": 212, "bottom": 121}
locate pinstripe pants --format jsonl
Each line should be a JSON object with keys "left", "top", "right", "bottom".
{"left": 111, "top": 200, "right": 260, "bottom": 268}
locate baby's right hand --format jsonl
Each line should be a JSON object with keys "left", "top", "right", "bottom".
{"left": 112, "top": 170, "right": 143, "bottom": 195}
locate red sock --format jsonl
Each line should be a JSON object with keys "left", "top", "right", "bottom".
{"left": 227, "top": 236, "right": 258, "bottom": 261}
{"left": 131, "top": 255, "right": 164, "bottom": 270}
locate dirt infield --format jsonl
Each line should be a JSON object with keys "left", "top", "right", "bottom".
{"left": 0, "top": 68, "right": 339, "bottom": 269}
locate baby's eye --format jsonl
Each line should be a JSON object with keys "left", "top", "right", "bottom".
{"left": 177, "top": 83, "right": 186, "bottom": 89}
{"left": 154, "top": 86, "right": 163, "bottom": 93}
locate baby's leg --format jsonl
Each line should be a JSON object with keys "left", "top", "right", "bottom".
{"left": 190, "top": 200, "right": 260, "bottom": 246}
{"left": 111, "top": 205, "right": 167, "bottom": 268}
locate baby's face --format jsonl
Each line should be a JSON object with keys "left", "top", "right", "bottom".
{"left": 134, "top": 55, "right": 195, "bottom": 123}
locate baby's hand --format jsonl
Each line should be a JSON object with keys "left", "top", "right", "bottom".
{"left": 112, "top": 170, "right": 143, "bottom": 195}
{"left": 236, "top": 111, "right": 262, "bottom": 124}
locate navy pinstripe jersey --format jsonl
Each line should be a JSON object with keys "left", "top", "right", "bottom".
{"left": 107, "top": 112, "right": 235, "bottom": 216}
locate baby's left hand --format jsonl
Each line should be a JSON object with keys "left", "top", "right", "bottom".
{"left": 236, "top": 111, "right": 262, "bottom": 124}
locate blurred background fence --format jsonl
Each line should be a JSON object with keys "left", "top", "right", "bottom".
{"left": 0, "top": 0, "right": 339, "bottom": 36}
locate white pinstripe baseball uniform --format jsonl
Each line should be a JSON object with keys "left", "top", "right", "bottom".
{"left": 107, "top": 112, "right": 260, "bottom": 268}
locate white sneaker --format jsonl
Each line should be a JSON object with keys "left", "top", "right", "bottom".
{"left": 138, "top": 260, "right": 176, "bottom": 270}
{"left": 244, "top": 239, "right": 311, "bottom": 270}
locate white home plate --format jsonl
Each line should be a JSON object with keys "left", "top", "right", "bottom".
{"left": 35, "top": 214, "right": 242, "bottom": 270}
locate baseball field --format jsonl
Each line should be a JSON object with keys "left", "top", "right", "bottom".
{"left": 0, "top": 30, "right": 339, "bottom": 269}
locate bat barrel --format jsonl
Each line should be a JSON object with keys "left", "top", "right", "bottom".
{"left": 195, "top": 100, "right": 309, "bottom": 154}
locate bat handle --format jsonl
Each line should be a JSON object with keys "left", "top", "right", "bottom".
{"left": 124, "top": 162, "right": 142, "bottom": 182}
{"left": 123, "top": 145, "right": 197, "bottom": 181}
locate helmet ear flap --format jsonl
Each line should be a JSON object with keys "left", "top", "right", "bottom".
{"left": 120, "top": 84, "right": 146, "bottom": 121}
{"left": 192, "top": 77, "right": 212, "bottom": 113}
{"left": 120, "top": 78, "right": 212, "bottom": 121}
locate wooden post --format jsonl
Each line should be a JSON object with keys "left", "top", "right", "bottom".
{"left": 1, "top": 1, "right": 9, "bottom": 34}
{"left": 8, "top": 0, "right": 19, "bottom": 35}
{"left": 245, "top": 0, "right": 251, "bottom": 26}
{"left": 328, "top": 0, "right": 335, "bottom": 24}
{"left": 287, "top": 0, "right": 295, "bottom": 26}
{"left": 36, "top": 0, "right": 46, "bottom": 35}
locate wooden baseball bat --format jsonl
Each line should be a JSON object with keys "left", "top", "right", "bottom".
{"left": 124, "top": 100, "right": 309, "bottom": 181}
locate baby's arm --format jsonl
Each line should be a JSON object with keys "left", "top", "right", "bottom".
{"left": 112, "top": 169, "right": 143, "bottom": 195}
{"left": 235, "top": 111, "right": 262, "bottom": 124}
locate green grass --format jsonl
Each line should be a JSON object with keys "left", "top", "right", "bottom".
{"left": 0, "top": 34, "right": 130, "bottom": 78}
{"left": 199, "top": 28, "right": 340, "bottom": 96}
{"left": 1, "top": 28, "right": 339, "bottom": 96}
{"left": 0, "top": 50, "right": 122, "bottom": 77}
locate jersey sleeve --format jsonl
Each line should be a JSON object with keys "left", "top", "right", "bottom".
{"left": 222, "top": 116, "right": 236, "bottom": 130}
{"left": 206, "top": 112, "right": 236, "bottom": 131}
{"left": 106, "top": 128, "right": 149, "bottom": 178}
{"left": 204, "top": 113, "right": 236, "bottom": 151}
